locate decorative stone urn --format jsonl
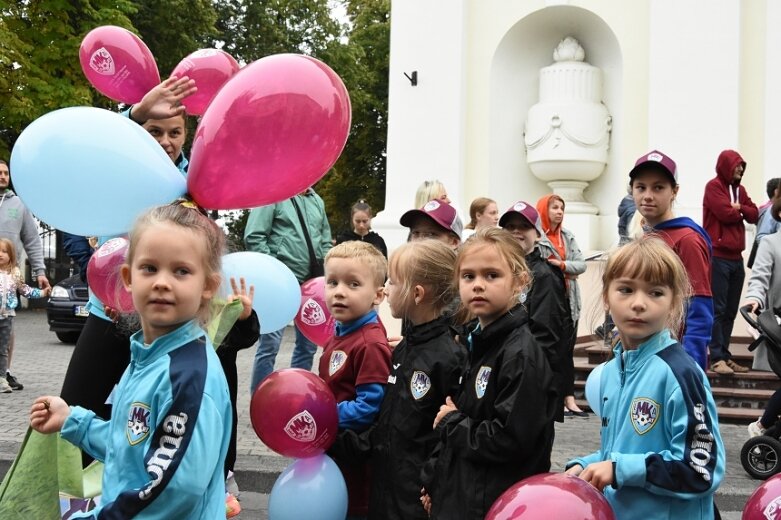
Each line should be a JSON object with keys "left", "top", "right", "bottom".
{"left": 524, "top": 37, "right": 612, "bottom": 214}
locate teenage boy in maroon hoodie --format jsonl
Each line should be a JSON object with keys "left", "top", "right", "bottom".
{"left": 702, "top": 149, "right": 758, "bottom": 374}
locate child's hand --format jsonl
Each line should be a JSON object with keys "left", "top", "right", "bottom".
{"left": 547, "top": 258, "right": 563, "bottom": 268}
{"left": 565, "top": 464, "right": 584, "bottom": 477}
{"left": 104, "top": 306, "right": 121, "bottom": 323}
{"left": 420, "top": 487, "right": 432, "bottom": 515}
{"left": 578, "top": 460, "right": 614, "bottom": 491}
{"left": 130, "top": 76, "right": 197, "bottom": 123}
{"left": 227, "top": 277, "right": 255, "bottom": 321}
{"left": 30, "top": 396, "right": 69, "bottom": 434}
{"left": 41, "top": 286, "right": 52, "bottom": 298}
{"left": 743, "top": 300, "right": 760, "bottom": 314}
{"left": 387, "top": 336, "right": 403, "bottom": 350}
{"left": 433, "top": 396, "right": 458, "bottom": 428}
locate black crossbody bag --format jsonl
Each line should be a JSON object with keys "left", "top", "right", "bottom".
{"left": 290, "top": 197, "right": 325, "bottom": 279}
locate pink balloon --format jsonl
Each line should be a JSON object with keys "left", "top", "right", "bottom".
{"left": 250, "top": 369, "right": 338, "bottom": 458}
{"left": 486, "top": 473, "right": 615, "bottom": 520}
{"left": 79, "top": 26, "right": 160, "bottom": 104}
{"left": 295, "top": 277, "right": 336, "bottom": 347}
{"left": 744, "top": 472, "right": 781, "bottom": 519}
{"left": 171, "top": 49, "right": 240, "bottom": 116}
{"left": 188, "top": 54, "right": 352, "bottom": 210}
{"left": 86, "top": 238, "right": 134, "bottom": 313}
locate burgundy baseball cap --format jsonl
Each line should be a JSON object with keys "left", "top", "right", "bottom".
{"left": 499, "top": 201, "right": 544, "bottom": 236}
{"left": 400, "top": 199, "right": 463, "bottom": 238}
{"left": 629, "top": 150, "right": 678, "bottom": 184}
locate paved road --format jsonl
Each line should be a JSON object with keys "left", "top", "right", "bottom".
{"left": 0, "top": 309, "right": 761, "bottom": 518}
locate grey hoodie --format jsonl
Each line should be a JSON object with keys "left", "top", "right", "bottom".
{"left": 0, "top": 190, "right": 45, "bottom": 276}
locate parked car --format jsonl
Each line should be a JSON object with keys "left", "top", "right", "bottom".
{"left": 46, "top": 274, "right": 89, "bottom": 343}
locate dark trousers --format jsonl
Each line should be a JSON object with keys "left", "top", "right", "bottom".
{"left": 217, "top": 349, "right": 239, "bottom": 478}
{"left": 60, "top": 314, "right": 131, "bottom": 467}
{"left": 709, "top": 257, "right": 745, "bottom": 363}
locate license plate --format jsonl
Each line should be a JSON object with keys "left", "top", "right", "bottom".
{"left": 74, "top": 306, "right": 89, "bottom": 317}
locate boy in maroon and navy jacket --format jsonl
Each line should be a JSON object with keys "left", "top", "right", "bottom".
{"left": 319, "top": 241, "right": 391, "bottom": 519}
{"left": 703, "top": 149, "right": 758, "bottom": 374}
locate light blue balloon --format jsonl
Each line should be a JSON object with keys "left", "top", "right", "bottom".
{"left": 221, "top": 252, "right": 301, "bottom": 333}
{"left": 268, "top": 455, "right": 348, "bottom": 520}
{"left": 10, "top": 107, "right": 186, "bottom": 236}
{"left": 585, "top": 361, "right": 607, "bottom": 417}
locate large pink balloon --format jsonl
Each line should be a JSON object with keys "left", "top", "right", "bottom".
{"left": 86, "top": 238, "right": 134, "bottom": 313}
{"left": 294, "top": 277, "right": 336, "bottom": 347}
{"left": 250, "top": 368, "right": 338, "bottom": 458}
{"left": 79, "top": 26, "right": 160, "bottom": 104}
{"left": 486, "top": 473, "right": 615, "bottom": 520}
{"left": 171, "top": 49, "right": 240, "bottom": 116}
{"left": 188, "top": 54, "right": 351, "bottom": 210}
{"left": 744, "top": 472, "right": 781, "bottom": 519}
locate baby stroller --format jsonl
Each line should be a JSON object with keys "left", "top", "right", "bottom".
{"left": 739, "top": 305, "right": 781, "bottom": 480}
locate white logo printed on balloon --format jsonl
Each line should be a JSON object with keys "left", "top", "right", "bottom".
{"left": 89, "top": 47, "right": 115, "bottom": 75}
{"left": 284, "top": 410, "right": 317, "bottom": 442}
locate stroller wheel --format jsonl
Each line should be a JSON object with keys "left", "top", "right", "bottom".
{"left": 741, "top": 436, "right": 781, "bottom": 480}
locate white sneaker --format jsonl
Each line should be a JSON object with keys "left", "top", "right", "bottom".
{"left": 0, "top": 377, "right": 12, "bottom": 393}
{"left": 748, "top": 418, "right": 766, "bottom": 438}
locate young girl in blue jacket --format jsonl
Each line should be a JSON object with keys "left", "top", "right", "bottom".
{"left": 31, "top": 203, "right": 232, "bottom": 519}
{"left": 566, "top": 237, "right": 725, "bottom": 520}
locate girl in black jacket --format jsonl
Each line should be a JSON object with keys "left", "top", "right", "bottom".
{"left": 421, "top": 227, "right": 556, "bottom": 519}
{"left": 366, "top": 240, "right": 466, "bottom": 520}
{"left": 335, "top": 200, "right": 388, "bottom": 258}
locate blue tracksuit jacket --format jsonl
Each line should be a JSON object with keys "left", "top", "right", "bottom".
{"left": 567, "top": 330, "right": 724, "bottom": 519}
{"left": 61, "top": 320, "right": 232, "bottom": 519}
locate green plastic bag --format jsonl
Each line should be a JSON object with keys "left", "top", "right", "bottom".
{"left": 0, "top": 428, "right": 103, "bottom": 519}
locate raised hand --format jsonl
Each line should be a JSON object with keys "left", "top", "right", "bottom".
{"left": 228, "top": 277, "right": 255, "bottom": 321}
{"left": 129, "top": 76, "right": 197, "bottom": 123}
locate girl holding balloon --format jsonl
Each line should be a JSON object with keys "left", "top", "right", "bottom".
{"left": 565, "top": 238, "right": 724, "bottom": 520}
{"left": 32, "top": 203, "right": 232, "bottom": 519}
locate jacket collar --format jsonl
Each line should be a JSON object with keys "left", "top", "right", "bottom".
{"left": 130, "top": 320, "right": 207, "bottom": 366}
{"left": 612, "top": 329, "right": 677, "bottom": 371}
{"left": 468, "top": 303, "right": 527, "bottom": 355}
{"left": 335, "top": 309, "right": 378, "bottom": 337}
{"left": 406, "top": 315, "right": 450, "bottom": 345}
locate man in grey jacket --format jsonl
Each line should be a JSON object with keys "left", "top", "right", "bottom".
{"left": 244, "top": 188, "right": 332, "bottom": 393}
{"left": 0, "top": 160, "right": 50, "bottom": 390}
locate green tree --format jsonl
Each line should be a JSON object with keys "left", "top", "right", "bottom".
{"left": 317, "top": 0, "right": 389, "bottom": 235}
{"left": 0, "top": 0, "right": 137, "bottom": 157}
{"left": 129, "top": 0, "right": 219, "bottom": 77}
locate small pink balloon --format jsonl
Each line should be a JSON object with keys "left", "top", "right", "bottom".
{"left": 170, "top": 49, "right": 240, "bottom": 116}
{"left": 486, "top": 473, "right": 615, "bottom": 520}
{"left": 79, "top": 26, "right": 160, "bottom": 104}
{"left": 86, "top": 237, "right": 134, "bottom": 313}
{"left": 295, "top": 277, "right": 336, "bottom": 347}
{"left": 744, "top": 472, "right": 781, "bottom": 519}
{"left": 250, "top": 369, "right": 338, "bottom": 458}
{"left": 188, "top": 53, "right": 351, "bottom": 210}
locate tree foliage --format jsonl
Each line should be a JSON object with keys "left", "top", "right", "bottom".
{"left": 1, "top": 0, "right": 389, "bottom": 244}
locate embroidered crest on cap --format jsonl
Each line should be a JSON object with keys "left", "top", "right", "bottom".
{"left": 126, "top": 402, "right": 151, "bottom": 445}
{"left": 329, "top": 350, "right": 347, "bottom": 376}
{"left": 423, "top": 200, "right": 441, "bottom": 211}
{"left": 513, "top": 202, "right": 527, "bottom": 212}
{"left": 410, "top": 371, "right": 432, "bottom": 400}
{"left": 284, "top": 410, "right": 317, "bottom": 442}
{"left": 630, "top": 397, "right": 660, "bottom": 435}
{"left": 647, "top": 152, "right": 664, "bottom": 162}
{"left": 475, "top": 366, "right": 492, "bottom": 399}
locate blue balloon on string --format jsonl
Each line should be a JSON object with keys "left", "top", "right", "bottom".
{"left": 585, "top": 362, "right": 607, "bottom": 417}
{"left": 221, "top": 251, "right": 301, "bottom": 333}
{"left": 268, "top": 454, "right": 348, "bottom": 520}
{"left": 10, "top": 107, "right": 185, "bottom": 236}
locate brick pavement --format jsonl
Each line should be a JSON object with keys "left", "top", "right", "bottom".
{"left": 0, "top": 310, "right": 763, "bottom": 514}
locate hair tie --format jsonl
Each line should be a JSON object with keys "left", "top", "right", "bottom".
{"left": 170, "top": 196, "right": 208, "bottom": 217}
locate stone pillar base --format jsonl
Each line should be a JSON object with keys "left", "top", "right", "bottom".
{"left": 548, "top": 180, "right": 598, "bottom": 215}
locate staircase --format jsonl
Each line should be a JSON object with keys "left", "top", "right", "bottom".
{"left": 572, "top": 339, "right": 779, "bottom": 423}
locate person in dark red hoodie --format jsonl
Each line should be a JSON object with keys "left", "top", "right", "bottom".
{"left": 703, "top": 149, "right": 758, "bottom": 374}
